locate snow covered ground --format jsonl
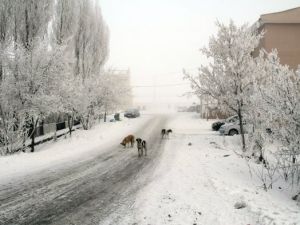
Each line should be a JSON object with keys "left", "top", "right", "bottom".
{"left": 0, "top": 115, "right": 152, "bottom": 183}
{"left": 1, "top": 112, "right": 299, "bottom": 225}
{"left": 106, "top": 113, "right": 300, "bottom": 225}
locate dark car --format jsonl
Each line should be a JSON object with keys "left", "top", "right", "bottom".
{"left": 212, "top": 115, "right": 238, "bottom": 131}
{"left": 124, "top": 109, "right": 140, "bottom": 118}
{"left": 212, "top": 121, "right": 225, "bottom": 131}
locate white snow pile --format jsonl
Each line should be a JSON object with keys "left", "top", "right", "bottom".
{"left": 0, "top": 115, "right": 152, "bottom": 183}
{"left": 111, "top": 113, "right": 300, "bottom": 225}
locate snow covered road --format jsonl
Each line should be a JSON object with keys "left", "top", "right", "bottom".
{"left": 0, "top": 113, "right": 299, "bottom": 225}
{"left": 103, "top": 113, "right": 300, "bottom": 225}
{"left": 0, "top": 115, "right": 169, "bottom": 225}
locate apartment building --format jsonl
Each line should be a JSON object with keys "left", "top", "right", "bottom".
{"left": 255, "top": 7, "right": 300, "bottom": 70}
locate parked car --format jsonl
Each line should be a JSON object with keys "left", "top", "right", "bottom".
{"left": 219, "top": 119, "right": 249, "bottom": 136}
{"left": 212, "top": 115, "right": 238, "bottom": 131}
{"left": 124, "top": 109, "right": 140, "bottom": 118}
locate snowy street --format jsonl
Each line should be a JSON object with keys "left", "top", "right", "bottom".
{"left": 0, "top": 1, "right": 299, "bottom": 225}
{"left": 0, "top": 115, "right": 168, "bottom": 225}
{"left": 1, "top": 113, "right": 299, "bottom": 225}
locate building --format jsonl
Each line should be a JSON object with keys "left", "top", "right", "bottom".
{"left": 255, "top": 7, "right": 300, "bottom": 70}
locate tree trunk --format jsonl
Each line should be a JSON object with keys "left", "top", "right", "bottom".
{"left": 30, "top": 129, "right": 35, "bottom": 152}
{"left": 104, "top": 110, "right": 107, "bottom": 122}
{"left": 238, "top": 108, "right": 246, "bottom": 151}
{"left": 80, "top": 115, "right": 89, "bottom": 130}
{"left": 25, "top": 8, "right": 30, "bottom": 50}
{"left": 67, "top": 114, "right": 73, "bottom": 136}
{"left": 0, "top": 60, "right": 3, "bottom": 81}
{"left": 30, "top": 117, "right": 39, "bottom": 152}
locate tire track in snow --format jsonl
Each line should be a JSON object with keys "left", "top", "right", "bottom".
{"left": 0, "top": 115, "right": 168, "bottom": 225}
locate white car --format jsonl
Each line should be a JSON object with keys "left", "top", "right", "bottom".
{"left": 219, "top": 119, "right": 250, "bottom": 136}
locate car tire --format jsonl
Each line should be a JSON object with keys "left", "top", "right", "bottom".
{"left": 229, "top": 129, "right": 238, "bottom": 136}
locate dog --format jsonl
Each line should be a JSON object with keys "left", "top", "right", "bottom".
{"left": 161, "top": 129, "right": 166, "bottom": 139}
{"left": 166, "top": 129, "right": 172, "bottom": 139}
{"left": 136, "top": 138, "right": 147, "bottom": 156}
{"left": 120, "top": 134, "right": 135, "bottom": 148}
{"left": 161, "top": 129, "right": 172, "bottom": 139}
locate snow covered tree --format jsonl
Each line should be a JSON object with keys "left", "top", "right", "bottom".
{"left": 184, "top": 21, "right": 262, "bottom": 150}
{"left": 53, "top": 0, "right": 109, "bottom": 132}
{"left": 252, "top": 50, "right": 300, "bottom": 183}
{"left": 0, "top": 66, "right": 27, "bottom": 155}
{"left": 69, "top": 0, "right": 109, "bottom": 129}
{"left": 53, "top": 0, "right": 79, "bottom": 46}
{"left": 52, "top": 0, "right": 80, "bottom": 136}
{"left": 74, "top": 0, "right": 109, "bottom": 80}
{"left": 71, "top": 70, "right": 132, "bottom": 129}
{"left": 0, "top": 0, "right": 12, "bottom": 81}
{"left": 0, "top": 1, "right": 67, "bottom": 153}
{"left": 0, "top": 0, "right": 110, "bottom": 154}
{"left": 103, "top": 69, "right": 133, "bottom": 114}
{"left": 7, "top": 41, "right": 67, "bottom": 152}
{"left": 97, "top": 71, "right": 129, "bottom": 122}
{"left": 11, "top": 0, "right": 57, "bottom": 152}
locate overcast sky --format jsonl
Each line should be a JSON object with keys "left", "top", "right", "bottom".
{"left": 99, "top": 0, "right": 299, "bottom": 107}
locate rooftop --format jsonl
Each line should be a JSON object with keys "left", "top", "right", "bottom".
{"left": 259, "top": 7, "right": 300, "bottom": 25}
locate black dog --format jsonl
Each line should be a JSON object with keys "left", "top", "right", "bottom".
{"left": 166, "top": 129, "right": 172, "bottom": 138}
{"left": 161, "top": 129, "right": 166, "bottom": 139}
{"left": 161, "top": 129, "right": 172, "bottom": 139}
{"left": 136, "top": 138, "right": 147, "bottom": 156}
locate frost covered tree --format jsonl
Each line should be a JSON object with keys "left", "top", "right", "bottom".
{"left": 0, "top": 0, "right": 111, "bottom": 154}
{"left": 74, "top": 0, "right": 109, "bottom": 80}
{"left": 70, "top": 0, "right": 109, "bottom": 129}
{"left": 0, "top": 1, "right": 11, "bottom": 81}
{"left": 7, "top": 41, "right": 66, "bottom": 152}
{"left": 184, "top": 21, "right": 262, "bottom": 150}
{"left": 52, "top": 0, "right": 80, "bottom": 136}
{"left": 11, "top": 0, "right": 58, "bottom": 152}
{"left": 1, "top": 1, "right": 72, "bottom": 152}
{"left": 13, "top": 0, "right": 54, "bottom": 50}
{"left": 53, "top": 0, "right": 109, "bottom": 132}
{"left": 98, "top": 70, "right": 132, "bottom": 122}
{"left": 0, "top": 69, "right": 27, "bottom": 154}
{"left": 53, "top": 0, "right": 79, "bottom": 46}
{"left": 71, "top": 72, "right": 130, "bottom": 130}
{"left": 252, "top": 50, "right": 300, "bottom": 183}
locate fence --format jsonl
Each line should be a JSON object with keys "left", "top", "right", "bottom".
{"left": 34, "top": 120, "right": 81, "bottom": 138}
{"left": 1, "top": 114, "right": 113, "bottom": 153}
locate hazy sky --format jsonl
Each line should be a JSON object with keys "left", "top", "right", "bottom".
{"left": 99, "top": 0, "right": 299, "bottom": 106}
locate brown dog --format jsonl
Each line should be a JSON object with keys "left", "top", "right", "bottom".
{"left": 120, "top": 135, "right": 135, "bottom": 148}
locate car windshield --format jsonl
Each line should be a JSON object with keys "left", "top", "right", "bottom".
{"left": 225, "top": 116, "right": 238, "bottom": 123}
